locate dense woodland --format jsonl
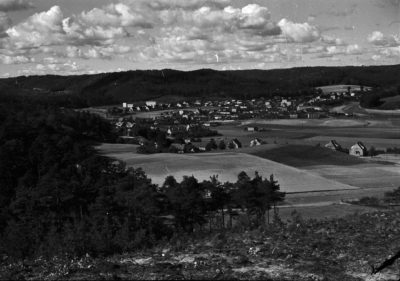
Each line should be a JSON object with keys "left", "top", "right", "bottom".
{"left": 0, "top": 96, "right": 284, "bottom": 260}
{"left": 1, "top": 65, "right": 400, "bottom": 107}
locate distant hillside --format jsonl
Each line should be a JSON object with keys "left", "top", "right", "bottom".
{"left": 1, "top": 65, "right": 400, "bottom": 107}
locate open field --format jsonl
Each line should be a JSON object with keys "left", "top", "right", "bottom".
{"left": 248, "top": 145, "right": 368, "bottom": 167}
{"left": 316, "top": 84, "right": 371, "bottom": 94}
{"left": 249, "top": 145, "right": 400, "bottom": 189}
{"left": 333, "top": 102, "right": 400, "bottom": 116}
{"left": 99, "top": 147, "right": 357, "bottom": 193}
{"left": 96, "top": 143, "right": 139, "bottom": 154}
{"left": 306, "top": 164, "right": 400, "bottom": 189}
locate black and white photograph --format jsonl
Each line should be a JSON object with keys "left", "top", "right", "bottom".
{"left": 1, "top": 0, "right": 400, "bottom": 280}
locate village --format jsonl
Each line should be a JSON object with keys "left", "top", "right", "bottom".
{"left": 101, "top": 85, "right": 379, "bottom": 156}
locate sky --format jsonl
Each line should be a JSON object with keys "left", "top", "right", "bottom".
{"left": 0, "top": 0, "right": 399, "bottom": 77}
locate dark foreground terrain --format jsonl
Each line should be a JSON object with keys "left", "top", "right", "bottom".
{"left": 2, "top": 210, "right": 400, "bottom": 281}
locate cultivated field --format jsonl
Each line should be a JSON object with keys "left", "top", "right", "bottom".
{"left": 98, "top": 147, "right": 357, "bottom": 193}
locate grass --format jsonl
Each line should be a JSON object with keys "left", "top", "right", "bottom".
{"left": 249, "top": 144, "right": 365, "bottom": 167}
{"left": 98, "top": 145, "right": 356, "bottom": 193}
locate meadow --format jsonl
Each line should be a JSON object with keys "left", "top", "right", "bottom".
{"left": 98, "top": 149, "right": 357, "bottom": 193}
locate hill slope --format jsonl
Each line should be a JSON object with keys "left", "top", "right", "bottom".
{"left": 1, "top": 65, "right": 400, "bottom": 107}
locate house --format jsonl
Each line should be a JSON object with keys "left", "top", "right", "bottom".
{"left": 229, "top": 138, "right": 242, "bottom": 149}
{"left": 245, "top": 126, "right": 258, "bottom": 132}
{"left": 170, "top": 143, "right": 185, "bottom": 153}
{"left": 325, "top": 140, "right": 342, "bottom": 151}
{"left": 146, "top": 101, "right": 157, "bottom": 108}
{"left": 289, "top": 114, "right": 298, "bottom": 119}
{"left": 250, "top": 138, "right": 263, "bottom": 147}
{"left": 350, "top": 142, "right": 368, "bottom": 157}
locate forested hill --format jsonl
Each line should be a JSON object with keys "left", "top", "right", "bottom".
{"left": 1, "top": 64, "right": 400, "bottom": 107}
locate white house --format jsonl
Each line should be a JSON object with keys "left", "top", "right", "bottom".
{"left": 146, "top": 101, "right": 157, "bottom": 108}
{"left": 250, "top": 138, "right": 263, "bottom": 147}
{"left": 350, "top": 142, "right": 368, "bottom": 157}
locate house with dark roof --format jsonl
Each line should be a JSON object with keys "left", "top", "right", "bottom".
{"left": 250, "top": 138, "right": 263, "bottom": 147}
{"left": 325, "top": 140, "right": 342, "bottom": 152}
{"left": 350, "top": 142, "right": 368, "bottom": 157}
{"left": 229, "top": 138, "right": 242, "bottom": 149}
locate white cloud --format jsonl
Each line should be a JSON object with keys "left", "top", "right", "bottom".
{"left": 80, "top": 3, "right": 152, "bottom": 28}
{"left": 35, "top": 60, "right": 82, "bottom": 74}
{"left": 0, "top": 0, "right": 33, "bottom": 12}
{"left": 380, "top": 46, "right": 400, "bottom": 58}
{"left": 65, "top": 45, "right": 131, "bottom": 60}
{"left": 321, "top": 35, "right": 345, "bottom": 46}
{"left": 316, "top": 44, "right": 363, "bottom": 58}
{"left": 278, "top": 18, "right": 320, "bottom": 43}
{"left": 367, "top": 31, "right": 400, "bottom": 47}
{"left": 4, "top": 6, "right": 129, "bottom": 49}
{"left": 346, "top": 44, "right": 362, "bottom": 55}
{"left": 0, "top": 53, "right": 31, "bottom": 64}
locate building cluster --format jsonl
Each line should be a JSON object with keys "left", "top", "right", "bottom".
{"left": 325, "top": 140, "right": 369, "bottom": 157}
{"left": 116, "top": 90, "right": 363, "bottom": 127}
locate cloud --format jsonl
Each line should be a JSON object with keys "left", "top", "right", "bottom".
{"left": 5, "top": 6, "right": 129, "bottom": 49}
{"left": 346, "top": 44, "right": 362, "bottom": 55}
{"left": 184, "top": 5, "right": 281, "bottom": 36}
{"left": 278, "top": 18, "right": 320, "bottom": 43}
{"left": 35, "top": 60, "right": 82, "bottom": 74}
{"left": 65, "top": 45, "right": 131, "bottom": 59}
{"left": 379, "top": 46, "right": 400, "bottom": 58}
{"left": 0, "top": 0, "right": 33, "bottom": 12}
{"left": 80, "top": 3, "right": 153, "bottom": 28}
{"left": 316, "top": 44, "right": 362, "bottom": 58}
{"left": 321, "top": 35, "right": 345, "bottom": 45}
{"left": 0, "top": 53, "right": 31, "bottom": 64}
{"left": 367, "top": 31, "right": 400, "bottom": 47}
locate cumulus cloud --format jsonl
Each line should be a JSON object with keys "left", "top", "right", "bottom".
{"left": 36, "top": 61, "right": 77, "bottom": 71}
{"left": 0, "top": 53, "right": 31, "bottom": 64}
{"left": 278, "top": 19, "right": 320, "bottom": 43}
{"left": 5, "top": 6, "right": 129, "bottom": 49}
{"left": 379, "top": 46, "right": 400, "bottom": 58}
{"left": 65, "top": 45, "right": 131, "bottom": 59}
{"left": 321, "top": 35, "right": 345, "bottom": 45}
{"left": 0, "top": 0, "right": 33, "bottom": 12}
{"left": 80, "top": 3, "right": 152, "bottom": 28}
{"left": 367, "top": 31, "right": 400, "bottom": 47}
{"left": 184, "top": 4, "right": 281, "bottom": 36}
{"left": 316, "top": 44, "right": 362, "bottom": 58}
